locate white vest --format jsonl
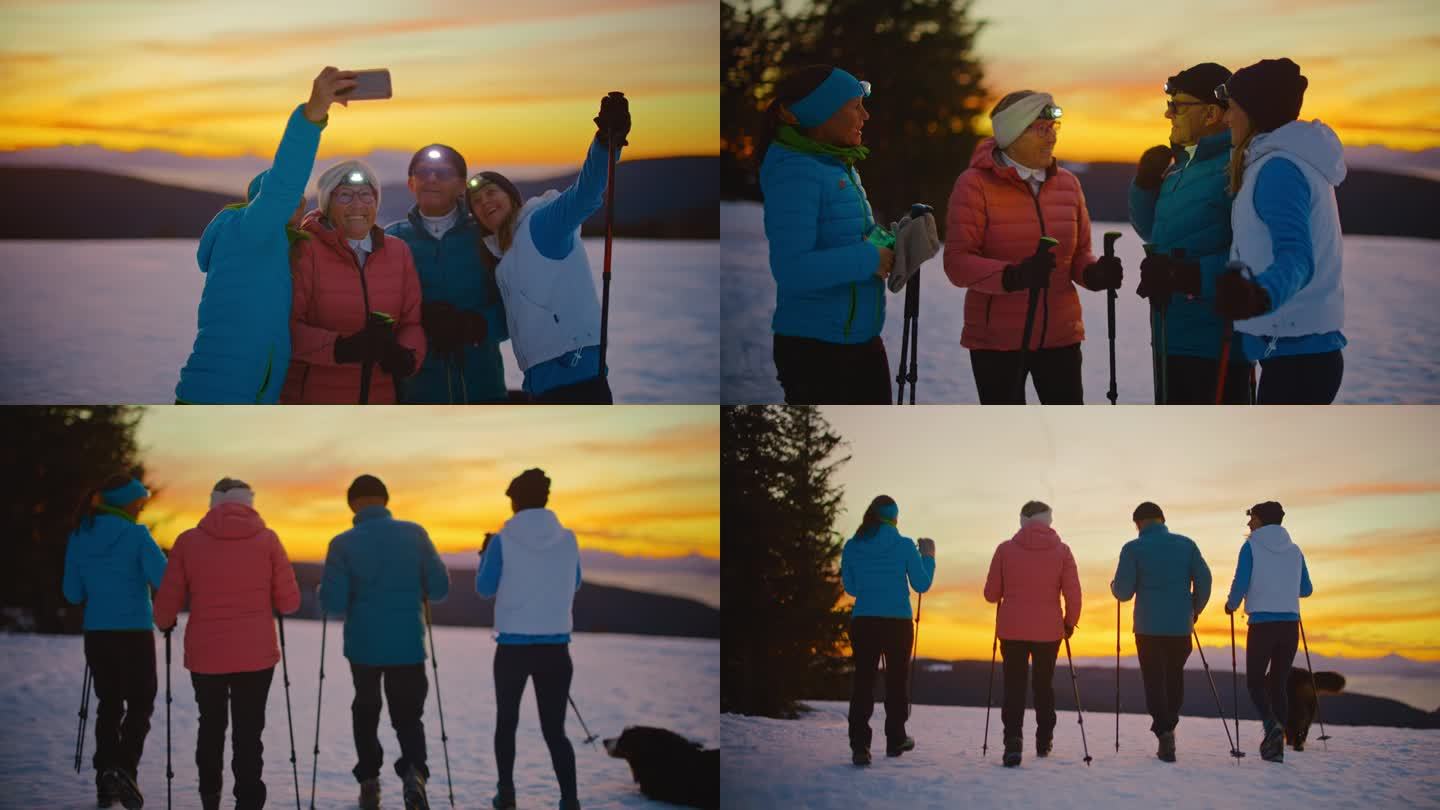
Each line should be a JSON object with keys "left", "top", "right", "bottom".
{"left": 1230, "top": 121, "right": 1346, "bottom": 339}
{"left": 494, "top": 508, "right": 580, "bottom": 635}
{"left": 492, "top": 191, "right": 602, "bottom": 372}
{"left": 1243, "top": 525, "right": 1303, "bottom": 615}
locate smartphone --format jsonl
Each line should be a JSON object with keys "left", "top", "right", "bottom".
{"left": 340, "top": 69, "right": 392, "bottom": 101}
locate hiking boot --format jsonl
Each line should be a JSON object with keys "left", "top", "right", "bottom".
{"left": 96, "top": 771, "right": 116, "bottom": 808}
{"left": 358, "top": 777, "right": 381, "bottom": 810}
{"left": 559, "top": 801, "right": 582, "bottom": 810}
{"left": 1157, "top": 730, "right": 1177, "bottom": 762}
{"left": 1002, "top": 734, "right": 1022, "bottom": 768}
{"left": 402, "top": 765, "right": 431, "bottom": 810}
{"left": 1260, "top": 724, "right": 1285, "bottom": 763}
{"left": 852, "top": 747, "right": 872, "bottom": 766}
{"left": 1036, "top": 736, "right": 1053, "bottom": 758}
{"left": 102, "top": 769, "right": 143, "bottom": 810}
{"left": 200, "top": 793, "right": 221, "bottom": 810}
{"left": 493, "top": 787, "right": 518, "bottom": 809}
{"left": 885, "top": 737, "right": 915, "bottom": 757}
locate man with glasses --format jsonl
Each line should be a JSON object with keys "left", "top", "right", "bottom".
{"left": 385, "top": 144, "right": 511, "bottom": 403}
{"left": 1129, "top": 63, "right": 1253, "bottom": 403}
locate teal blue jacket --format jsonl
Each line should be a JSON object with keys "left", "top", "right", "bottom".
{"left": 385, "top": 206, "right": 510, "bottom": 403}
{"left": 1111, "top": 523, "right": 1212, "bottom": 636}
{"left": 62, "top": 512, "right": 168, "bottom": 631}
{"left": 320, "top": 506, "right": 450, "bottom": 666}
{"left": 1128, "top": 129, "right": 1238, "bottom": 360}
{"left": 840, "top": 523, "right": 934, "bottom": 619}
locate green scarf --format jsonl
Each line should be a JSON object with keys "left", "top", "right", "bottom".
{"left": 96, "top": 504, "right": 137, "bottom": 524}
{"left": 775, "top": 125, "right": 870, "bottom": 166}
{"left": 222, "top": 202, "right": 311, "bottom": 246}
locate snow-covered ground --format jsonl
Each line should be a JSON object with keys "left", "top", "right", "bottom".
{"left": 0, "top": 238, "right": 718, "bottom": 404}
{"left": 722, "top": 201, "right": 1440, "bottom": 404}
{"left": 721, "top": 701, "right": 1440, "bottom": 809}
{"left": 0, "top": 619, "right": 716, "bottom": 809}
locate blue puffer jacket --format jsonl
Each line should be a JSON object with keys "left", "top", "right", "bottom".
{"left": 761, "top": 142, "right": 885, "bottom": 344}
{"left": 176, "top": 104, "right": 325, "bottom": 403}
{"left": 1110, "top": 522, "right": 1213, "bottom": 636}
{"left": 62, "top": 511, "right": 168, "bottom": 631}
{"left": 840, "top": 523, "right": 935, "bottom": 619}
{"left": 320, "top": 505, "right": 451, "bottom": 666}
{"left": 385, "top": 206, "right": 510, "bottom": 403}
{"left": 1128, "top": 129, "right": 1237, "bottom": 360}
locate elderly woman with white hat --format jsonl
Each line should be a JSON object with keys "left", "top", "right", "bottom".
{"left": 279, "top": 160, "right": 426, "bottom": 404}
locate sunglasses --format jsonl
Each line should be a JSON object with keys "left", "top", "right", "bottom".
{"left": 413, "top": 166, "right": 458, "bottom": 182}
{"left": 1166, "top": 98, "right": 1209, "bottom": 114}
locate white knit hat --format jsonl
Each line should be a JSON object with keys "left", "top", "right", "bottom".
{"left": 316, "top": 160, "right": 380, "bottom": 217}
{"left": 210, "top": 477, "right": 255, "bottom": 508}
{"left": 991, "top": 91, "right": 1056, "bottom": 149}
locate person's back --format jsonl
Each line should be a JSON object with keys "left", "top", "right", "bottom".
{"left": 1113, "top": 522, "right": 1212, "bottom": 636}
{"left": 840, "top": 522, "right": 934, "bottom": 618}
{"left": 64, "top": 510, "right": 167, "bottom": 631}
{"left": 984, "top": 520, "right": 1082, "bottom": 642}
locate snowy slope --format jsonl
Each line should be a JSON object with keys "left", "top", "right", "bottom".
{"left": 721, "top": 701, "right": 1440, "bottom": 809}
{"left": 722, "top": 201, "right": 1440, "bottom": 404}
{"left": 0, "top": 619, "right": 716, "bottom": 809}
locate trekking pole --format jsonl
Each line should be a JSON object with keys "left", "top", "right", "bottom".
{"left": 423, "top": 599, "right": 457, "bottom": 806}
{"left": 981, "top": 611, "right": 998, "bottom": 756}
{"left": 1143, "top": 244, "right": 1162, "bottom": 403}
{"left": 1114, "top": 600, "right": 1121, "bottom": 752}
{"left": 164, "top": 628, "right": 173, "bottom": 810}
{"left": 1298, "top": 617, "right": 1332, "bottom": 749}
{"left": 1215, "top": 319, "right": 1235, "bottom": 405}
{"left": 598, "top": 91, "right": 624, "bottom": 381}
{"left": 907, "top": 592, "right": 922, "bottom": 719}
{"left": 75, "top": 663, "right": 92, "bottom": 773}
{"left": 1014, "top": 237, "right": 1059, "bottom": 403}
{"left": 1192, "top": 628, "right": 1244, "bottom": 761}
{"left": 568, "top": 695, "right": 601, "bottom": 746}
{"left": 1103, "top": 232, "right": 1122, "bottom": 405}
{"left": 1230, "top": 612, "right": 1243, "bottom": 753}
{"left": 276, "top": 615, "right": 301, "bottom": 810}
{"left": 1062, "top": 635, "right": 1094, "bottom": 765}
{"left": 308, "top": 608, "right": 327, "bottom": 810}
{"left": 894, "top": 268, "right": 921, "bottom": 405}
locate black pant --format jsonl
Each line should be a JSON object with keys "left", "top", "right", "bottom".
{"left": 1162, "top": 354, "right": 1254, "bottom": 404}
{"left": 494, "top": 644, "right": 577, "bottom": 802}
{"left": 848, "top": 617, "right": 913, "bottom": 751}
{"left": 999, "top": 639, "right": 1060, "bottom": 741}
{"left": 191, "top": 667, "right": 275, "bottom": 807}
{"left": 970, "top": 343, "right": 1083, "bottom": 404}
{"left": 534, "top": 375, "right": 614, "bottom": 404}
{"left": 1134, "top": 634, "right": 1192, "bottom": 734}
{"left": 1246, "top": 621, "right": 1299, "bottom": 728}
{"left": 1257, "top": 350, "right": 1344, "bottom": 404}
{"left": 773, "top": 334, "right": 892, "bottom": 404}
{"left": 349, "top": 662, "right": 429, "bottom": 782}
{"left": 84, "top": 630, "right": 157, "bottom": 776}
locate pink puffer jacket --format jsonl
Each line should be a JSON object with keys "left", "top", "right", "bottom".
{"left": 943, "top": 138, "right": 1100, "bottom": 351}
{"left": 152, "top": 503, "right": 301, "bottom": 675}
{"left": 279, "top": 211, "right": 426, "bottom": 404}
{"left": 983, "top": 522, "right": 1082, "bottom": 642}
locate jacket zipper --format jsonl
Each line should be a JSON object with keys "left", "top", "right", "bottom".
{"left": 843, "top": 165, "right": 874, "bottom": 340}
{"left": 1028, "top": 181, "right": 1050, "bottom": 351}
{"left": 339, "top": 235, "right": 376, "bottom": 403}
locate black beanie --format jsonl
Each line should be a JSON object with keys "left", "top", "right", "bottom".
{"left": 347, "top": 474, "right": 388, "bottom": 502}
{"left": 507, "top": 468, "right": 551, "bottom": 509}
{"left": 408, "top": 144, "right": 467, "bottom": 179}
{"left": 1166, "top": 62, "right": 1232, "bottom": 107}
{"left": 1247, "top": 501, "right": 1285, "bottom": 526}
{"left": 1132, "top": 501, "right": 1165, "bottom": 522}
{"left": 1225, "top": 58, "right": 1307, "bottom": 134}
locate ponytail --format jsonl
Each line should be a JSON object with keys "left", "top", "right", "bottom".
{"left": 855, "top": 495, "right": 898, "bottom": 540}
{"left": 754, "top": 65, "right": 835, "bottom": 170}
{"left": 71, "top": 473, "right": 133, "bottom": 535}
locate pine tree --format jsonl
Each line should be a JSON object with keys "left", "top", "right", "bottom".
{"left": 722, "top": 406, "right": 852, "bottom": 717}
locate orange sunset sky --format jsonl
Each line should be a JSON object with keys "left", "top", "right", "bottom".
{"left": 132, "top": 406, "right": 718, "bottom": 563}
{"left": 0, "top": 0, "right": 717, "bottom": 166}
{"left": 821, "top": 407, "right": 1440, "bottom": 662}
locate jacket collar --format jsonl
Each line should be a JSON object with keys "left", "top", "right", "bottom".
{"left": 302, "top": 210, "right": 389, "bottom": 261}
{"left": 352, "top": 504, "right": 392, "bottom": 526}
{"left": 405, "top": 203, "right": 478, "bottom": 242}
{"left": 970, "top": 137, "right": 1057, "bottom": 188}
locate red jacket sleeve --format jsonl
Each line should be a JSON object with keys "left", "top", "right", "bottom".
{"left": 152, "top": 535, "right": 187, "bottom": 630}
{"left": 1069, "top": 184, "right": 1099, "bottom": 288}
{"left": 1061, "top": 544, "right": 1082, "bottom": 628}
{"left": 983, "top": 544, "right": 1004, "bottom": 604}
{"left": 269, "top": 532, "right": 301, "bottom": 616}
{"left": 289, "top": 242, "right": 346, "bottom": 366}
{"left": 944, "top": 171, "right": 1010, "bottom": 295}
{"left": 396, "top": 244, "right": 426, "bottom": 375}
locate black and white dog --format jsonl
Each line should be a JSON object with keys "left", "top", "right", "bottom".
{"left": 1286, "top": 667, "right": 1346, "bottom": 750}
{"left": 603, "top": 726, "right": 718, "bottom": 809}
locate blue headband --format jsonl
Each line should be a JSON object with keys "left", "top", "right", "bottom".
{"left": 102, "top": 479, "right": 149, "bottom": 507}
{"left": 789, "top": 68, "right": 870, "bottom": 129}
{"left": 877, "top": 502, "right": 899, "bottom": 522}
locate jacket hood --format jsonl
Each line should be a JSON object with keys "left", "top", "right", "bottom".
{"left": 76, "top": 512, "right": 134, "bottom": 555}
{"left": 1248, "top": 524, "right": 1295, "bottom": 554}
{"left": 198, "top": 501, "right": 267, "bottom": 539}
{"left": 197, "top": 212, "right": 227, "bottom": 274}
{"left": 1248, "top": 119, "right": 1346, "bottom": 186}
{"left": 502, "top": 508, "right": 571, "bottom": 550}
{"left": 1011, "top": 522, "right": 1061, "bottom": 551}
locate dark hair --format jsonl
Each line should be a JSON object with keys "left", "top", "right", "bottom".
{"left": 1132, "top": 501, "right": 1165, "bottom": 522}
{"left": 755, "top": 65, "right": 835, "bottom": 169}
{"left": 855, "top": 494, "right": 897, "bottom": 539}
{"left": 408, "top": 144, "right": 467, "bottom": 179}
{"left": 507, "top": 468, "right": 551, "bottom": 510}
{"left": 72, "top": 472, "right": 136, "bottom": 534}
{"left": 347, "top": 474, "right": 388, "bottom": 503}
{"left": 1020, "top": 500, "right": 1051, "bottom": 519}
{"left": 212, "top": 477, "right": 251, "bottom": 493}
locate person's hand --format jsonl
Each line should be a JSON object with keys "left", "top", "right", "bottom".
{"left": 594, "top": 91, "right": 630, "bottom": 148}
{"left": 480, "top": 532, "right": 495, "bottom": 556}
{"left": 875, "top": 246, "right": 895, "bottom": 279}
{"left": 1224, "top": 603, "right": 1236, "bottom": 616}
{"left": 1136, "top": 254, "right": 1174, "bottom": 300}
{"left": 917, "top": 537, "right": 935, "bottom": 557}
{"left": 304, "top": 67, "right": 359, "bottom": 123}
{"left": 378, "top": 338, "right": 416, "bottom": 378}
{"left": 1135, "top": 144, "right": 1174, "bottom": 191}
{"left": 460, "top": 310, "right": 489, "bottom": 346}
{"left": 421, "top": 301, "right": 465, "bottom": 355}
{"left": 1002, "top": 248, "right": 1056, "bottom": 292}
{"left": 1083, "top": 255, "right": 1124, "bottom": 291}
{"left": 1215, "top": 266, "right": 1271, "bottom": 320}
{"left": 1064, "top": 623, "right": 1075, "bottom": 639}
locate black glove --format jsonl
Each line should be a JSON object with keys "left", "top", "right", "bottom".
{"left": 1224, "top": 604, "right": 1236, "bottom": 616}
{"left": 917, "top": 537, "right": 935, "bottom": 557}
{"left": 1215, "top": 267, "right": 1271, "bottom": 320}
{"left": 1001, "top": 249, "right": 1056, "bottom": 292}
{"left": 1137, "top": 254, "right": 1203, "bottom": 300}
{"left": 480, "top": 532, "right": 495, "bottom": 556}
{"left": 460, "top": 310, "right": 489, "bottom": 346}
{"left": 1064, "top": 623, "right": 1075, "bottom": 639}
{"left": 594, "top": 91, "right": 630, "bottom": 148}
{"left": 1082, "top": 255, "right": 1124, "bottom": 291}
{"left": 1135, "top": 144, "right": 1174, "bottom": 191}
{"left": 378, "top": 337, "right": 416, "bottom": 378}
{"left": 421, "top": 301, "right": 466, "bottom": 356}
{"left": 333, "top": 318, "right": 390, "bottom": 365}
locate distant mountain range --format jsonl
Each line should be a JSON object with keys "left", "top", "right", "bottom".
{"left": 288, "top": 561, "right": 719, "bottom": 640}
{"left": 0, "top": 156, "right": 718, "bottom": 240}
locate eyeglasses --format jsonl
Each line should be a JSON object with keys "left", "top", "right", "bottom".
{"left": 1166, "top": 98, "right": 1209, "bottom": 114}
{"left": 332, "top": 188, "right": 376, "bottom": 205}
{"left": 413, "top": 166, "right": 458, "bottom": 182}
{"left": 1026, "top": 118, "right": 1061, "bottom": 133}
